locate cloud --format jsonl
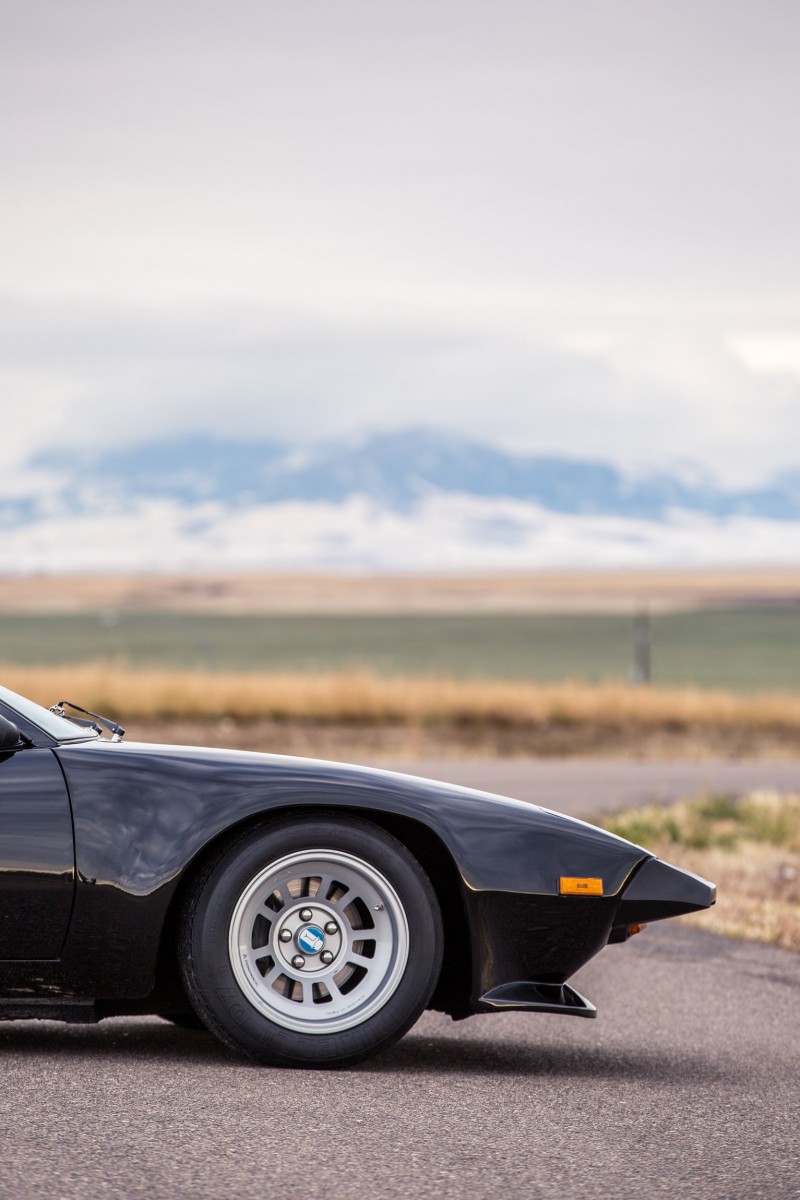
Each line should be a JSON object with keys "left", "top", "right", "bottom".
{"left": 2, "top": 0, "right": 800, "bottom": 493}
{"left": 3, "top": 0, "right": 800, "bottom": 307}
{"left": 1, "top": 296, "right": 800, "bottom": 488}
{"left": 5, "top": 493, "right": 800, "bottom": 574}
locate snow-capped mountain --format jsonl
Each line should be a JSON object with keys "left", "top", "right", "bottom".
{"left": 23, "top": 428, "right": 800, "bottom": 518}
{"left": 3, "top": 429, "right": 800, "bottom": 571}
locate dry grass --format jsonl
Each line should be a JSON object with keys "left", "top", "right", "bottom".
{"left": 7, "top": 663, "right": 800, "bottom": 730}
{"left": 603, "top": 792, "right": 800, "bottom": 952}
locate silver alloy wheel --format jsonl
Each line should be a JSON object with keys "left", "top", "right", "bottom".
{"left": 228, "top": 849, "right": 410, "bottom": 1034}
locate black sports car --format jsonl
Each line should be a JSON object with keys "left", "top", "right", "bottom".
{"left": 0, "top": 683, "right": 715, "bottom": 1068}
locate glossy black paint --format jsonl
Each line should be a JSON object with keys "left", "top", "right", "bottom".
{"left": 616, "top": 857, "right": 716, "bottom": 924}
{"left": 0, "top": 748, "right": 74, "bottom": 960}
{"left": 56, "top": 741, "right": 650, "bottom": 897}
{"left": 0, "top": 704, "right": 716, "bottom": 1023}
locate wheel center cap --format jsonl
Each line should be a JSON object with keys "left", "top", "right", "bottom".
{"left": 295, "top": 924, "right": 325, "bottom": 956}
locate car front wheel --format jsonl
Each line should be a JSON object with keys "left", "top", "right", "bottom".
{"left": 179, "top": 816, "right": 443, "bottom": 1068}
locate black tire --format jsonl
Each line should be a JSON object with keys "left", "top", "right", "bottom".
{"left": 179, "top": 816, "right": 443, "bottom": 1068}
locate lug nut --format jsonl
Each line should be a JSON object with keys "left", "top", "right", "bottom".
{"left": 320, "top": 950, "right": 334, "bottom": 965}
{"left": 279, "top": 929, "right": 292, "bottom": 942}
{"left": 291, "top": 954, "right": 306, "bottom": 969}
{"left": 324, "top": 921, "right": 338, "bottom": 935}
{"left": 299, "top": 908, "right": 313, "bottom": 922}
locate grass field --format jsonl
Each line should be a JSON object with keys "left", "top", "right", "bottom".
{"left": 602, "top": 791, "right": 800, "bottom": 952}
{"left": 3, "top": 608, "right": 800, "bottom": 689}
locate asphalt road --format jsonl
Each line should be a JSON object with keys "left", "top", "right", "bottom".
{"left": 384, "top": 757, "right": 800, "bottom": 817}
{"left": 1, "top": 761, "right": 799, "bottom": 1199}
{"left": 0, "top": 924, "right": 797, "bottom": 1200}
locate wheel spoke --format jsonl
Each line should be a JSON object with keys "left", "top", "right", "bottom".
{"left": 347, "top": 952, "right": 373, "bottom": 967}
{"left": 249, "top": 945, "right": 271, "bottom": 960}
{"left": 325, "top": 976, "right": 343, "bottom": 1000}
{"left": 317, "top": 875, "right": 335, "bottom": 901}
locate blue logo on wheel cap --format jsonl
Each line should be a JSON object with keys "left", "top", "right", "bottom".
{"left": 296, "top": 925, "right": 325, "bottom": 955}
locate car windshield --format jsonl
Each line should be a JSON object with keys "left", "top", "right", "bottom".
{"left": 0, "top": 684, "right": 99, "bottom": 742}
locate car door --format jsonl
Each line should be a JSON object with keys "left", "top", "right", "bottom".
{"left": 0, "top": 725, "right": 75, "bottom": 960}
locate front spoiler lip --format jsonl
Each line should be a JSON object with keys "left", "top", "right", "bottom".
{"left": 478, "top": 981, "right": 597, "bottom": 1018}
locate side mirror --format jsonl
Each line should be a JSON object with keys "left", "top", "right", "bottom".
{"left": 0, "top": 714, "right": 22, "bottom": 752}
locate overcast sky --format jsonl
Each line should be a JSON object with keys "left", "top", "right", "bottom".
{"left": 2, "top": 0, "right": 800, "bottom": 491}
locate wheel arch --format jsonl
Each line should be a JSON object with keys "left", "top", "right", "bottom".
{"left": 154, "top": 803, "right": 473, "bottom": 1020}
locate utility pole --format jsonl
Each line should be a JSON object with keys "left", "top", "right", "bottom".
{"left": 631, "top": 604, "right": 651, "bottom": 685}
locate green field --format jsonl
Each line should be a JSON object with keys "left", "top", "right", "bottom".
{"left": 2, "top": 608, "right": 800, "bottom": 690}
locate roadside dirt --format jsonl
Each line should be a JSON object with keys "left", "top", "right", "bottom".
{"left": 5, "top": 566, "right": 800, "bottom": 614}
{"left": 126, "top": 717, "right": 800, "bottom": 761}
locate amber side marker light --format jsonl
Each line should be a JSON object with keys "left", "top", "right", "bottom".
{"left": 559, "top": 877, "right": 604, "bottom": 896}
{"left": 628, "top": 923, "right": 647, "bottom": 937}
